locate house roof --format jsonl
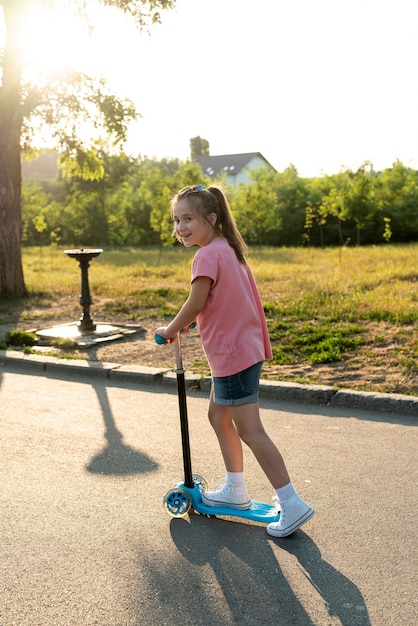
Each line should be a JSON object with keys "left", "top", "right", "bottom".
{"left": 195, "top": 152, "right": 273, "bottom": 179}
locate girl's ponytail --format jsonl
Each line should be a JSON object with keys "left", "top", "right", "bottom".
{"left": 208, "top": 186, "right": 248, "bottom": 264}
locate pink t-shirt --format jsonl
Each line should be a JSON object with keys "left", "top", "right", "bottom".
{"left": 191, "top": 237, "right": 272, "bottom": 377}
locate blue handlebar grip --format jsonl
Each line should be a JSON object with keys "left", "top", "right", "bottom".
{"left": 155, "top": 321, "right": 197, "bottom": 345}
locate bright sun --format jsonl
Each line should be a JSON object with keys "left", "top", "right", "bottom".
{"left": 12, "top": 5, "right": 93, "bottom": 78}
{"left": 1, "top": 2, "right": 138, "bottom": 151}
{"left": 2, "top": 3, "right": 138, "bottom": 90}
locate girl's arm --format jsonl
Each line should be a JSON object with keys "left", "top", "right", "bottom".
{"left": 155, "top": 276, "right": 212, "bottom": 340}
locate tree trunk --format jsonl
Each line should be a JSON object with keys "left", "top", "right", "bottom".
{"left": 319, "top": 223, "right": 324, "bottom": 248}
{"left": 337, "top": 217, "right": 344, "bottom": 247}
{"left": 0, "top": 1, "right": 26, "bottom": 295}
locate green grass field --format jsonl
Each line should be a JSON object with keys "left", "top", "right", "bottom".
{"left": 1, "top": 244, "right": 417, "bottom": 395}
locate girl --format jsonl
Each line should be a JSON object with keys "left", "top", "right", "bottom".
{"left": 155, "top": 184, "right": 314, "bottom": 537}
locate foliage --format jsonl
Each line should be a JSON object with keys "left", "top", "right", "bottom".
{"left": 342, "top": 162, "right": 380, "bottom": 245}
{"left": 190, "top": 136, "right": 210, "bottom": 160}
{"left": 231, "top": 168, "right": 281, "bottom": 245}
{"left": 376, "top": 160, "right": 418, "bottom": 242}
{"left": 21, "top": 155, "right": 209, "bottom": 247}
{"left": 274, "top": 165, "right": 311, "bottom": 246}
{"left": 21, "top": 154, "right": 418, "bottom": 248}
{"left": 0, "top": 0, "right": 177, "bottom": 295}
{"left": 5, "top": 329, "right": 36, "bottom": 347}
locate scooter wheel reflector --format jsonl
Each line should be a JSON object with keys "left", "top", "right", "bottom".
{"left": 163, "top": 488, "right": 191, "bottom": 518}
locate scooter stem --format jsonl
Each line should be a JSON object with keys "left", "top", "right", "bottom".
{"left": 174, "top": 334, "right": 194, "bottom": 489}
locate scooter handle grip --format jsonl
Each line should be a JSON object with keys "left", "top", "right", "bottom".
{"left": 155, "top": 321, "right": 197, "bottom": 345}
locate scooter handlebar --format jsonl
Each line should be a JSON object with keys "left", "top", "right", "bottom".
{"left": 155, "top": 321, "right": 197, "bottom": 345}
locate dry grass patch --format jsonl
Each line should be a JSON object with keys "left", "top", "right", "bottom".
{"left": 0, "top": 244, "right": 416, "bottom": 396}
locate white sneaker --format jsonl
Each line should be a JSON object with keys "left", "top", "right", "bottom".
{"left": 267, "top": 494, "right": 314, "bottom": 537}
{"left": 202, "top": 478, "right": 252, "bottom": 510}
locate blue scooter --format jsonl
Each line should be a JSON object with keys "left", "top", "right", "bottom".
{"left": 156, "top": 326, "right": 280, "bottom": 525}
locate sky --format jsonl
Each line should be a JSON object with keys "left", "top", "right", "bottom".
{"left": 2, "top": 0, "right": 418, "bottom": 177}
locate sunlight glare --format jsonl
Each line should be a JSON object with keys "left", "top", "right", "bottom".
{"left": 18, "top": 6, "right": 90, "bottom": 78}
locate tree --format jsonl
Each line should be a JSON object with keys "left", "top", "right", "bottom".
{"left": 190, "top": 136, "right": 210, "bottom": 161}
{"left": 59, "top": 151, "right": 137, "bottom": 246}
{"left": 319, "top": 173, "right": 351, "bottom": 247}
{"left": 229, "top": 168, "right": 277, "bottom": 245}
{"left": 376, "top": 161, "right": 418, "bottom": 242}
{"left": 21, "top": 179, "right": 50, "bottom": 245}
{"left": 344, "top": 162, "right": 379, "bottom": 245}
{"left": 274, "top": 165, "right": 309, "bottom": 246}
{"left": 0, "top": 0, "right": 175, "bottom": 295}
{"left": 304, "top": 176, "right": 334, "bottom": 247}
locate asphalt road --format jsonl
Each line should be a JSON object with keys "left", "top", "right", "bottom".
{"left": 1, "top": 360, "right": 417, "bottom": 626}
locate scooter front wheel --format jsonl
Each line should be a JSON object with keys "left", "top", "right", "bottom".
{"left": 163, "top": 488, "right": 191, "bottom": 518}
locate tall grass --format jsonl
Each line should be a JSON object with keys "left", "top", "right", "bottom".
{"left": 14, "top": 243, "right": 418, "bottom": 329}
{"left": 1, "top": 244, "right": 417, "bottom": 394}
{"left": 22, "top": 246, "right": 195, "bottom": 295}
{"left": 20, "top": 244, "right": 417, "bottom": 314}
{"left": 249, "top": 245, "right": 417, "bottom": 323}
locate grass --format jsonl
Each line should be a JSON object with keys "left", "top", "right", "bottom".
{"left": 1, "top": 244, "right": 417, "bottom": 395}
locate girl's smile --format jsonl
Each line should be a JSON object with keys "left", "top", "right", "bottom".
{"left": 173, "top": 199, "right": 217, "bottom": 247}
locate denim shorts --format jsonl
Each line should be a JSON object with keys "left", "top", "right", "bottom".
{"left": 212, "top": 361, "right": 263, "bottom": 406}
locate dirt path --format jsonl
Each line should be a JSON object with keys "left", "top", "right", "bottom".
{"left": 14, "top": 316, "right": 415, "bottom": 396}
{"left": 1, "top": 307, "right": 416, "bottom": 395}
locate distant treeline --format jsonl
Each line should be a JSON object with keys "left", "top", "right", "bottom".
{"left": 22, "top": 153, "right": 418, "bottom": 247}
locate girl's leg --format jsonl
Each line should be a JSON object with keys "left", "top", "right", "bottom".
{"left": 229, "top": 401, "right": 314, "bottom": 537}
{"left": 207, "top": 388, "right": 243, "bottom": 472}
{"left": 206, "top": 391, "right": 314, "bottom": 534}
{"left": 228, "top": 401, "right": 290, "bottom": 489}
{"left": 203, "top": 389, "right": 251, "bottom": 509}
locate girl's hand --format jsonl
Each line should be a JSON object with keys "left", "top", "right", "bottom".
{"left": 154, "top": 327, "right": 175, "bottom": 344}
{"left": 155, "top": 321, "right": 196, "bottom": 344}
{"left": 182, "top": 320, "right": 196, "bottom": 334}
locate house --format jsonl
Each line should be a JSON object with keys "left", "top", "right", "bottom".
{"left": 195, "top": 152, "right": 276, "bottom": 186}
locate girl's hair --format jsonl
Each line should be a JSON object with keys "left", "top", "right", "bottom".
{"left": 171, "top": 184, "right": 248, "bottom": 264}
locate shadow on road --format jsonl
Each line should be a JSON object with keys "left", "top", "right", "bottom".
{"left": 277, "top": 530, "right": 371, "bottom": 625}
{"left": 132, "top": 513, "right": 369, "bottom": 625}
{"left": 85, "top": 377, "right": 159, "bottom": 476}
{"left": 168, "top": 516, "right": 370, "bottom": 625}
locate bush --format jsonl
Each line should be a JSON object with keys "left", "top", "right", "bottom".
{"left": 5, "top": 330, "right": 37, "bottom": 347}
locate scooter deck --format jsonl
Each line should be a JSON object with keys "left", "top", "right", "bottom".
{"left": 185, "top": 484, "right": 280, "bottom": 524}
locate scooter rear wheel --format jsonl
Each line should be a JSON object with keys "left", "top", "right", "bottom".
{"left": 192, "top": 474, "right": 207, "bottom": 493}
{"left": 163, "top": 488, "right": 191, "bottom": 518}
